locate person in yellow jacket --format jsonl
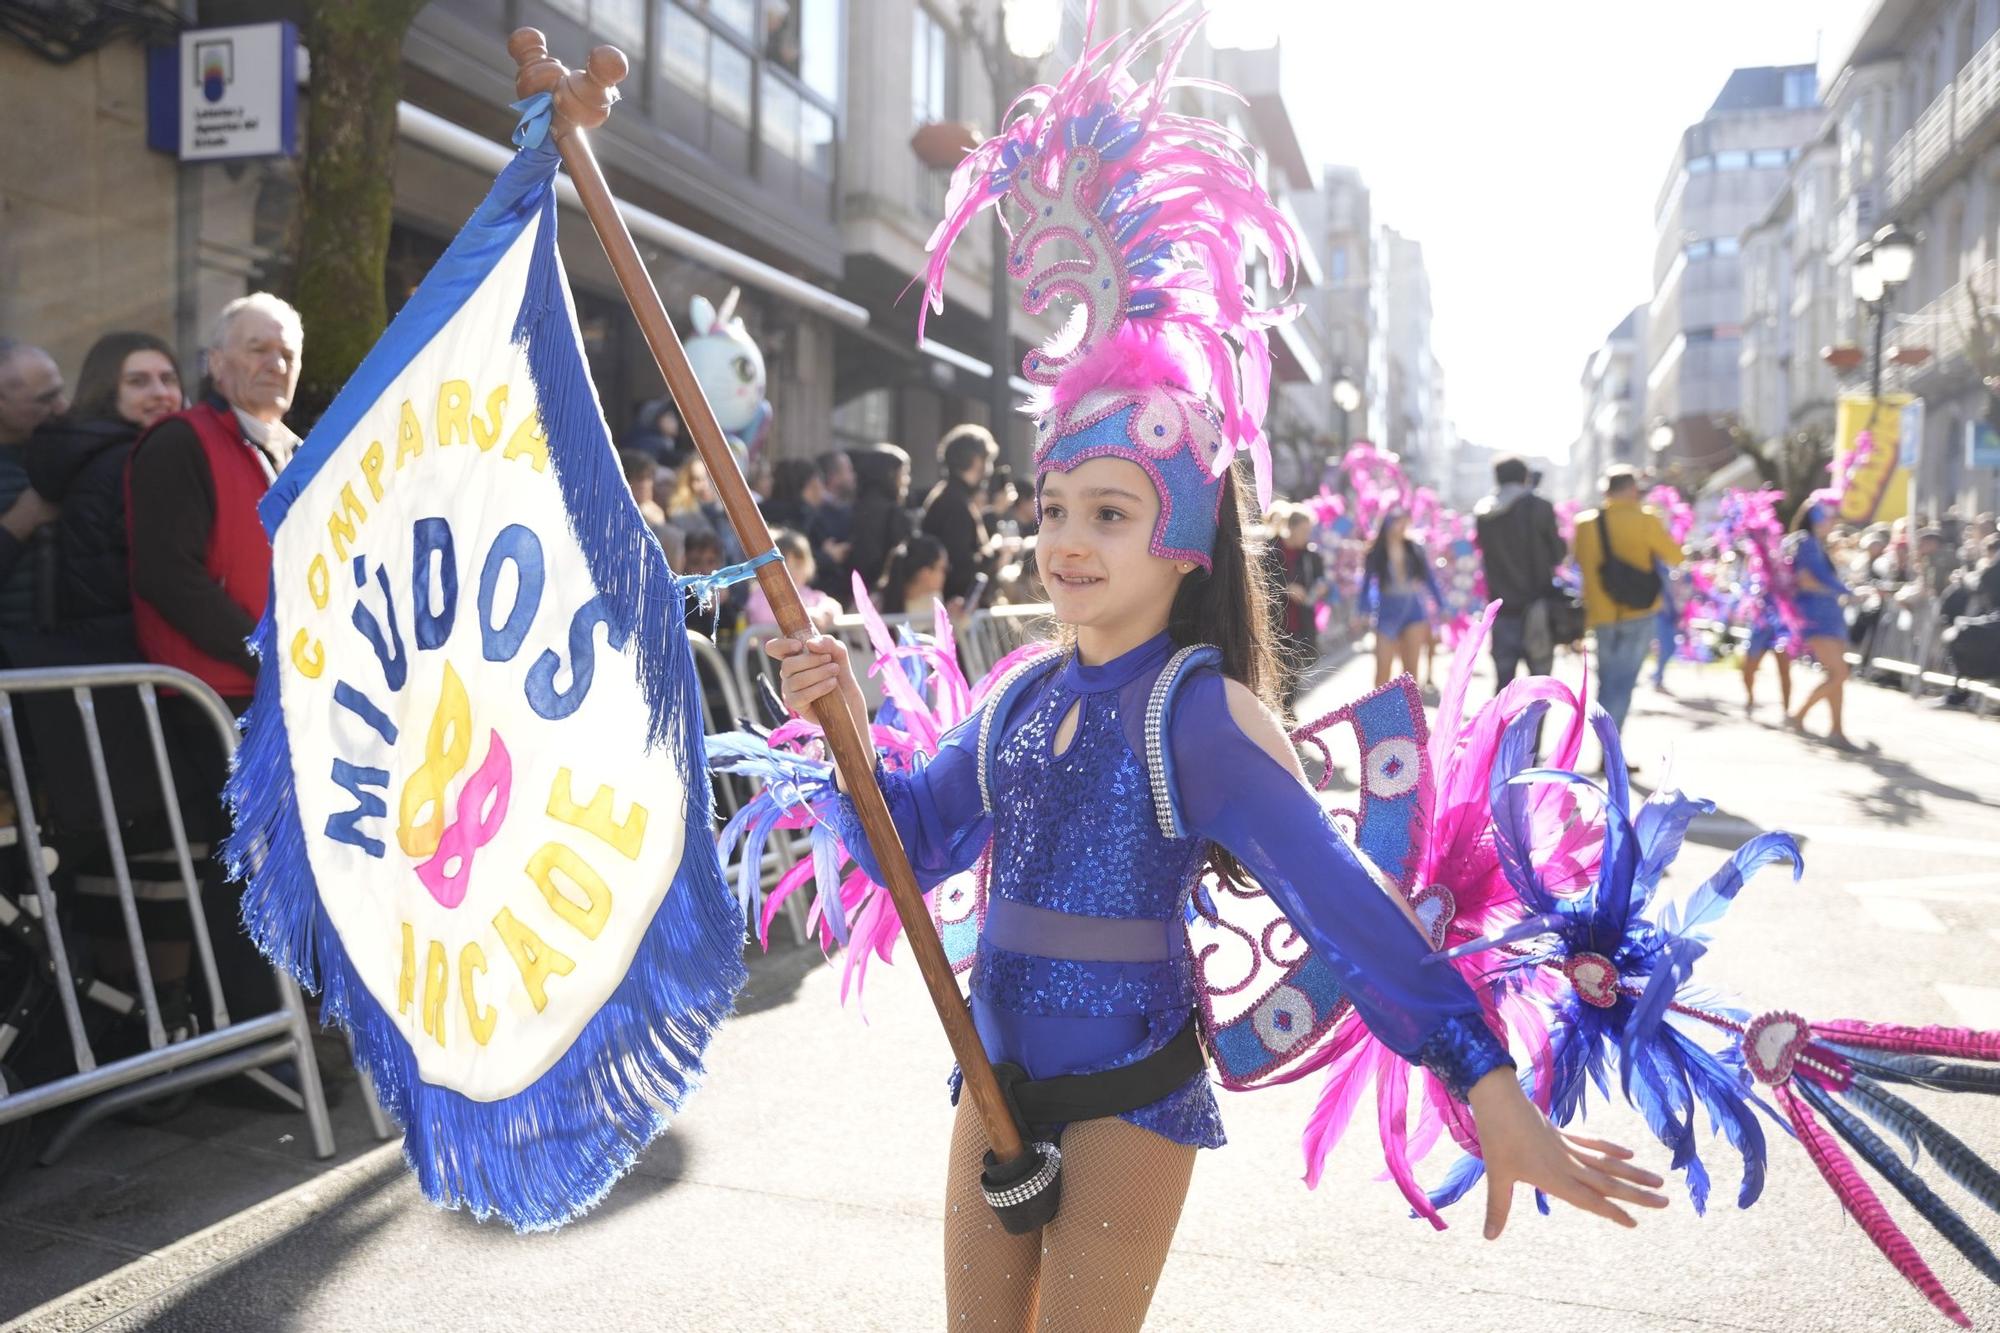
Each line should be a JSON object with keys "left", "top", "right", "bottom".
{"left": 1573, "top": 467, "right": 1685, "bottom": 739}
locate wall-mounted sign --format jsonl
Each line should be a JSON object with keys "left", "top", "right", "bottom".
{"left": 1968, "top": 418, "right": 2000, "bottom": 470}
{"left": 147, "top": 22, "right": 298, "bottom": 162}
{"left": 1896, "top": 397, "right": 1923, "bottom": 470}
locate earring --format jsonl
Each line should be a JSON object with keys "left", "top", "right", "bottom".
{"left": 1177, "top": 562, "right": 1193, "bottom": 573}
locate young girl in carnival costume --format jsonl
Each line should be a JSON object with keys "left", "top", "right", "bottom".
{"left": 1361, "top": 506, "right": 1443, "bottom": 689}
{"left": 762, "top": 8, "right": 1665, "bottom": 1325}
{"left": 1785, "top": 500, "right": 1856, "bottom": 749}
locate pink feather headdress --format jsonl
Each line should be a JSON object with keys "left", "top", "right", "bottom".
{"left": 918, "top": 0, "right": 1299, "bottom": 522}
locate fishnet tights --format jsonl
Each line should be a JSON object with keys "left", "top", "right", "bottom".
{"left": 943, "top": 1098, "right": 1196, "bottom": 1332}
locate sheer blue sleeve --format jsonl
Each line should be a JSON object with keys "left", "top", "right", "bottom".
{"left": 829, "top": 712, "right": 991, "bottom": 891}
{"left": 1169, "top": 673, "right": 1513, "bottom": 1099}
{"left": 1360, "top": 565, "right": 1381, "bottom": 612}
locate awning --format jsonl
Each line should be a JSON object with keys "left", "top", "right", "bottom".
{"left": 396, "top": 102, "right": 870, "bottom": 329}
{"left": 1271, "top": 317, "right": 1323, "bottom": 385}
{"left": 919, "top": 338, "right": 1036, "bottom": 398}
{"left": 1697, "top": 453, "right": 1760, "bottom": 497}
{"left": 834, "top": 320, "right": 1035, "bottom": 402}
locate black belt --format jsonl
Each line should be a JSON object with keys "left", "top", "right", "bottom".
{"left": 991, "top": 1015, "right": 1206, "bottom": 1133}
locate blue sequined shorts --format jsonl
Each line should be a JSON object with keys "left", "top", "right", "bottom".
{"left": 956, "top": 941, "right": 1226, "bottom": 1150}
{"left": 1375, "top": 590, "right": 1431, "bottom": 638}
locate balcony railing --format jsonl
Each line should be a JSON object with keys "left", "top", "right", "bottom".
{"left": 1915, "top": 84, "right": 1956, "bottom": 178}
{"left": 1885, "top": 257, "right": 1998, "bottom": 391}
{"left": 1886, "top": 22, "right": 2000, "bottom": 210}
{"left": 1958, "top": 32, "right": 2000, "bottom": 141}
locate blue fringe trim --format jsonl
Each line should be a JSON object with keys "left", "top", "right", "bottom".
{"left": 224, "top": 170, "right": 746, "bottom": 1232}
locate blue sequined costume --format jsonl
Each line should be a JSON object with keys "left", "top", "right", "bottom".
{"left": 835, "top": 632, "right": 1513, "bottom": 1148}
{"left": 1786, "top": 532, "right": 1850, "bottom": 642}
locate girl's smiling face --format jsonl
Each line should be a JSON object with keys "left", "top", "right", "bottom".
{"left": 1037, "top": 456, "right": 1187, "bottom": 644}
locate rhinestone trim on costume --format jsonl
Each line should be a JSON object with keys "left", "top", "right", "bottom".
{"left": 1563, "top": 951, "right": 1622, "bottom": 1009}
{"left": 1144, "top": 645, "right": 1211, "bottom": 840}
{"left": 982, "top": 1141, "right": 1063, "bottom": 1209}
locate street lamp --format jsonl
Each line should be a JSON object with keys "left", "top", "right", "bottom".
{"left": 999, "top": 0, "right": 1061, "bottom": 60}
{"left": 1331, "top": 372, "right": 1361, "bottom": 451}
{"left": 962, "top": 0, "right": 1060, "bottom": 468}
{"left": 1853, "top": 221, "right": 1917, "bottom": 426}
{"left": 1649, "top": 420, "right": 1675, "bottom": 454}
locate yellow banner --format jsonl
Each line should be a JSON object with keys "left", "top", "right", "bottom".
{"left": 1832, "top": 393, "right": 1912, "bottom": 525}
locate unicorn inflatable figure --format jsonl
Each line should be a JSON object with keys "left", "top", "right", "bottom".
{"left": 685, "top": 287, "right": 770, "bottom": 465}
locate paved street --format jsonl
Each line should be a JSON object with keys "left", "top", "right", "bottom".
{"left": 6, "top": 644, "right": 1999, "bottom": 1333}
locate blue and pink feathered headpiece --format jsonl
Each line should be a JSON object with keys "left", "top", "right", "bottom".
{"left": 919, "top": 0, "right": 1300, "bottom": 570}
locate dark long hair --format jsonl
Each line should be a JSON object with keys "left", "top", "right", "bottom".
{"left": 70, "top": 331, "right": 181, "bottom": 425}
{"left": 1363, "top": 510, "right": 1423, "bottom": 583}
{"left": 877, "top": 533, "right": 947, "bottom": 613}
{"left": 766, "top": 457, "right": 818, "bottom": 513}
{"left": 1172, "top": 463, "right": 1282, "bottom": 884}
{"left": 1167, "top": 462, "right": 1283, "bottom": 712}
{"left": 851, "top": 442, "right": 910, "bottom": 504}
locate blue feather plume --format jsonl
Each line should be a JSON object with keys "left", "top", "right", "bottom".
{"left": 1425, "top": 1151, "right": 1487, "bottom": 1213}
{"left": 1487, "top": 705, "right": 1560, "bottom": 914}
{"left": 1661, "top": 830, "right": 1802, "bottom": 939}
{"left": 1664, "top": 1021, "right": 1770, "bottom": 1209}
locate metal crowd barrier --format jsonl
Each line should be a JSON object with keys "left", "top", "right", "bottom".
{"left": 731, "top": 602, "right": 1052, "bottom": 718}
{"left": 1694, "top": 601, "right": 1998, "bottom": 716}
{"left": 1853, "top": 594, "right": 1942, "bottom": 690}
{"left": 703, "top": 605, "right": 1051, "bottom": 948}
{"left": 0, "top": 664, "right": 391, "bottom": 1174}
{"left": 684, "top": 630, "right": 812, "bottom": 946}
{"left": 1853, "top": 593, "right": 2000, "bottom": 713}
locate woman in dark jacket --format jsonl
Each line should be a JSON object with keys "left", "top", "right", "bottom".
{"left": 24, "top": 331, "right": 184, "bottom": 644}
{"left": 760, "top": 456, "right": 826, "bottom": 538}
{"left": 847, "top": 442, "right": 914, "bottom": 599}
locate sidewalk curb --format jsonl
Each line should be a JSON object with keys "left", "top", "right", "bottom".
{"left": 2, "top": 1139, "right": 407, "bottom": 1333}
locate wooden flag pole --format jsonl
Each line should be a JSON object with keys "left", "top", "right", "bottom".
{"left": 508, "top": 30, "right": 1028, "bottom": 1168}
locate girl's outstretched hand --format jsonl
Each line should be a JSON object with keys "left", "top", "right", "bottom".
{"left": 1467, "top": 1068, "right": 1669, "bottom": 1239}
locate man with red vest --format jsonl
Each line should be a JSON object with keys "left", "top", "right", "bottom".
{"left": 125, "top": 292, "right": 302, "bottom": 1032}
{"left": 127, "top": 293, "right": 301, "bottom": 706}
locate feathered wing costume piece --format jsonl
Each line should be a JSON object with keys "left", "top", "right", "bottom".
{"left": 707, "top": 586, "right": 1045, "bottom": 1004}
{"left": 920, "top": 0, "right": 1298, "bottom": 515}
{"left": 1284, "top": 605, "right": 1595, "bottom": 1226}
{"left": 1715, "top": 486, "right": 1804, "bottom": 652}
{"left": 1435, "top": 706, "right": 2000, "bottom": 1327}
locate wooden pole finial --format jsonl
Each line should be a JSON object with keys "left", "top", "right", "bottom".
{"left": 508, "top": 28, "right": 562, "bottom": 98}
{"left": 508, "top": 27, "right": 626, "bottom": 137}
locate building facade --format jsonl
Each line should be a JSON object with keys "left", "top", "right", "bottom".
{"left": 1832, "top": 0, "right": 2000, "bottom": 514}
{"left": 3, "top": 0, "right": 853, "bottom": 467}
{"left": 1645, "top": 64, "right": 1821, "bottom": 479}
{"left": 1369, "top": 224, "right": 1446, "bottom": 484}
{"left": 1738, "top": 133, "right": 1842, "bottom": 446}
{"left": 3, "top": 0, "right": 1332, "bottom": 503}
{"left": 1573, "top": 305, "right": 1649, "bottom": 500}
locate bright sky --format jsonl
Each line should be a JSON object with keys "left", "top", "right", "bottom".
{"left": 1208, "top": 0, "right": 1873, "bottom": 466}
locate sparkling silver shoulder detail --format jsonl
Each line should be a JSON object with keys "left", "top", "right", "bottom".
{"left": 1144, "top": 644, "right": 1214, "bottom": 840}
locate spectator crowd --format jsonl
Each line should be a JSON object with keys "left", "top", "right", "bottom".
{"left": 6, "top": 301, "right": 2000, "bottom": 1118}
